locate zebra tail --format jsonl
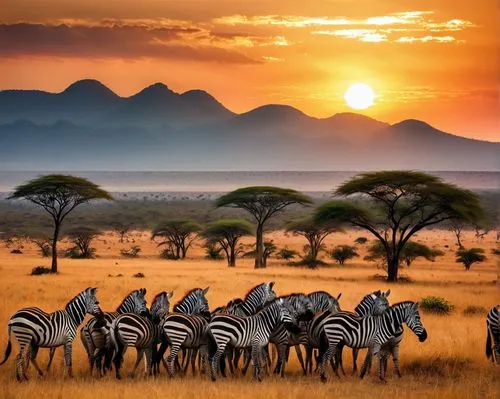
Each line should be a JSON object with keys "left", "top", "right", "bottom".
{"left": 485, "top": 326, "right": 492, "bottom": 360}
{"left": 110, "top": 321, "right": 123, "bottom": 366}
{"left": 0, "top": 325, "right": 12, "bottom": 365}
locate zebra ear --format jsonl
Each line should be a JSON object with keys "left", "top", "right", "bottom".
{"left": 167, "top": 291, "right": 174, "bottom": 300}
{"left": 89, "top": 287, "right": 97, "bottom": 296}
{"left": 385, "top": 289, "right": 391, "bottom": 297}
{"left": 268, "top": 281, "right": 275, "bottom": 290}
{"left": 336, "top": 293, "right": 342, "bottom": 300}
{"left": 202, "top": 287, "right": 210, "bottom": 295}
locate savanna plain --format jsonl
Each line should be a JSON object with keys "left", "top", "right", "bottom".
{"left": 0, "top": 230, "right": 498, "bottom": 399}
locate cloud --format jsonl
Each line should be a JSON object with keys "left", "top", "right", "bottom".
{"left": 0, "top": 22, "right": 262, "bottom": 63}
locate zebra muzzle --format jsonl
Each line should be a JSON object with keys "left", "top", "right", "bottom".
{"left": 418, "top": 329, "right": 428, "bottom": 342}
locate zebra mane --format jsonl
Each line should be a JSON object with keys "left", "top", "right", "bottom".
{"left": 282, "top": 292, "right": 306, "bottom": 298}
{"left": 152, "top": 291, "right": 169, "bottom": 304}
{"left": 226, "top": 298, "right": 244, "bottom": 307}
{"left": 308, "top": 291, "right": 331, "bottom": 297}
{"left": 65, "top": 288, "right": 90, "bottom": 310}
{"left": 173, "top": 288, "right": 202, "bottom": 309}
{"left": 243, "top": 283, "right": 266, "bottom": 301}
{"left": 390, "top": 300, "right": 416, "bottom": 309}
{"left": 115, "top": 289, "right": 142, "bottom": 311}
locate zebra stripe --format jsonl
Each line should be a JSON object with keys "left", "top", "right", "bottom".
{"left": 486, "top": 304, "right": 499, "bottom": 364}
{"left": 316, "top": 301, "right": 427, "bottom": 382}
{"left": 208, "top": 298, "right": 297, "bottom": 381}
{"left": 110, "top": 291, "right": 172, "bottom": 379}
{"left": 1, "top": 287, "right": 101, "bottom": 381}
{"left": 79, "top": 288, "right": 148, "bottom": 376}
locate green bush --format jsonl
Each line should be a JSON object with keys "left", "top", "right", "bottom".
{"left": 420, "top": 296, "right": 454, "bottom": 315}
{"left": 330, "top": 245, "right": 359, "bottom": 265}
{"left": 462, "top": 305, "right": 487, "bottom": 316}
{"left": 277, "top": 248, "right": 298, "bottom": 261}
{"left": 31, "top": 266, "right": 52, "bottom": 275}
{"left": 204, "top": 242, "right": 224, "bottom": 260}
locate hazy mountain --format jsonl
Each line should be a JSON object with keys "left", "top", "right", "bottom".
{"left": 0, "top": 80, "right": 498, "bottom": 171}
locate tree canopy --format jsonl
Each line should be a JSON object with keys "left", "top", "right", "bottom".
{"left": 315, "top": 171, "right": 484, "bottom": 281}
{"left": 8, "top": 174, "right": 112, "bottom": 272}
{"left": 152, "top": 219, "right": 201, "bottom": 259}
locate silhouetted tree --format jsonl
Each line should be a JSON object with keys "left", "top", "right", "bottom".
{"left": 216, "top": 187, "right": 312, "bottom": 268}
{"left": 152, "top": 220, "right": 201, "bottom": 259}
{"left": 456, "top": 247, "right": 486, "bottom": 270}
{"left": 331, "top": 245, "right": 359, "bottom": 265}
{"left": 364, "top": 240, "right": 443, "bottom": 269}
{"left": 8, "top": 175, "right": 112, "bottom": 272}
{"left": 201, "top": 219, "right": 254, "bottom": 267}
{"left": 315, "top": 171, "right": 484, "bottom": 281}
{"left": 65, "top": 226, "right": 101, "bottom": 258}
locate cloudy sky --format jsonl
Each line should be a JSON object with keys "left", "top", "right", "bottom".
{"left": 1, "top": 0, "right": 498, "bottom": 140}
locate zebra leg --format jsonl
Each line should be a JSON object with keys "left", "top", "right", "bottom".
{"left": 15, "top": 341, "right": 31, "bottom": 382}
{"left": 200, "top": 345, "right": 208, "bottom": 374}
{"left": 241, "top": 349, "right": 251, "bottom": 376}
{"left": 130, "top": 348, "right": 144, "bottom": 379}
{"left": 80, "top": 333, "right": 95, "bottom": 376}
{"left": 63, "top": 341, "right": 74, "bottom": 378}
{"left": 335, "top": 344, "right": 346, "bottom": 376}
{"left": 352, "top": 348, "right": 359, "bottom": 374}
{"left": 211, "top": 344, "right": 227, "bottom": 382}
{"left": 190, "top": 348, "right": 198, "bottom": 375}
{"left": 305, "top": 346, "right": 313, "bottom": 375}
{"left": 319, "top": 344, "right": 336, "bottom": 383}
{"left": 167, "top": 344, "right": 181, "bottom": 377}
{"left": 392, "top": 345, "right": 402, "bottom": 377}
{"left": 46, "top": 347, "right": 56, "bottom": 373}
{"left": 251, "top": 344, "right": 263, "bottom": 382}
{"left": 294, "top": 345, "right": 306, "bottom": 374}
{"left": 29, "top": 345, "right": 45, "bottom": 377}
{"left": 145, "top": 347, "right": 153, "bottom": 377}
{"left": 113, "top": 345, "right": 126, "bottom": 380}
{"left": 359, "top": 349, "right": 373, "bottom": 379}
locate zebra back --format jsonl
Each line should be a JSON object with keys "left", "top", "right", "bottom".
{"left": 308, "top": 291, "right": 342, "bottom": 313}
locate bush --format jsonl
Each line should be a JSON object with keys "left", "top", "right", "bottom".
{"left": 491, "top": 248, "right": 500, "bottom": 256}
{"left": 420, "top": 296, "right": 454, "bottom": 315}
{"left": 31, "top": 266, "right": 52, "bottom": 275}
{"left": 160, "top": 247, "right": 180, "bottom": 260}
{"left": 330, "top": 245, "right": 359, "bottom": 265}
{"left": 10, "top": 249, "right": 23, "bottom": 254}
{"left": 277, "top": 248, "right": 298, "bottom": 261}
{"left": 462, "top": 305, "right": 487, "bottom": 316}
{"left": 121, "top": 245, "right": 141, "bottom": 258}
{"left": 204, "top": 242, "right": 224, "bottom": 260}
{"left": 66, "top": 247, "right": 96, "bottom": 259}
{"left": 354, "top": 237, "right": 368, "bottom": 245}
{"left": 132, "top": 272, "right": 145, "bottom": 278}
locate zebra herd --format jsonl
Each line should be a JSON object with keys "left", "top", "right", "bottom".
{"left": 1, "top": 284, "right": 499, "bottom": 383}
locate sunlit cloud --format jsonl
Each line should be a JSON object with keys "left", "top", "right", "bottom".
{"left": 213, "top": 15, "right": 351, "bottom": 27}
{"left": 395, "top": 36, "right": 458, "bottom": 43}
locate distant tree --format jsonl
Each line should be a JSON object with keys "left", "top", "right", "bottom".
{"left": 447, "top": 219, "right": 467, "bottom": 248}
{"left": 365, "top": 240, "right": 444, "bottom": 268}
{"left": 121, "top": 245, "right": 141, "bottom": 258}
{"left": 216, "top": 187, "right": 312, "bottom": 268}
{"left": 152, "top": 220, "right": 201, "bottom": 260}
{"left": 262, "top": 240, "right": 277, "bottom": 266}
{"left": 331, "top": 245, "right": 359, "bottom": 265}
{"left": 8, "top": 175, "right": 112, "bottom": 273}
{"left": 277, "top": 248, "right": 298, "bottom": 261}
{"left": 201, "top": 219, "right": 254, "bottom": 267}
{"left": 23, "top": 228, "right": 53, "bottom": 257}
{"left": 315, "top": 171, "right": 485, "bottom": 281}
{"left": 286, "top": 217, "right": 342, "bottom": 266}
{"left": 203, "top": 241, "right": 225, "bottom": 260}
{"left": 354, "top": 236, "right": 368, "bottom": 245}
{"left": 456, "top": 247, "right": 486, "bottom": 270}
{"left": 111, "top": 221, "right": 135, "bottom": 243}
{"left": 0, "top": 230, "right": 26, "bottom": 251}
{"left": 65, "top": 226, "right": 101, "bottom": 258}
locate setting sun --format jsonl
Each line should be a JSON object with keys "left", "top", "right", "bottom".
{"left": 344, "top": 83, "right": 375, "bottom": 110}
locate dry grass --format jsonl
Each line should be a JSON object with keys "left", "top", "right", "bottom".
{"left": 0, "top": 229, "right": 498, "bottom": 398}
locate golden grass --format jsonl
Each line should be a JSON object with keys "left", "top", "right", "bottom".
{"left": 0, "top": 229, "right": 498, "bottom": 398}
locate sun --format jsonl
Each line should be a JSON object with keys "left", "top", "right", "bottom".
{"left": 344, "top": 83, "right": 375, "bottom": 110}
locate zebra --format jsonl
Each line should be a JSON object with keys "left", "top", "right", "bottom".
{"left": 0, "top": 287, "right": 102, "bottom": 381}
{"left": 316, "top": 301, "right": 427, "bottom": 382}
{"left": 110, "top": 291, "right": 172, "bottom": 379}
{"left": 486, "top": 304, "right": 499, "bottom": 364}
{"left": 208, "top": 298, "right": 300, "bottom": 381}
{"left": 155, "top": 287, "right": 211, "bottom": 376}
{"left": 79, "top": 288, "right": 148, "bottom": 377}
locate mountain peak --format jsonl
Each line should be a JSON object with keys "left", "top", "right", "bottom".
{"left": 393, "top": 119, "right": 435, "bottom": 131}
{"left": 62, "top": 79, "right": 117, "bottom": 98}
{"left": 131, "top": 82, "right": 177, "bottom": 101}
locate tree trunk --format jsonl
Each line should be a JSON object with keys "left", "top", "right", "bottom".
{"left": 229, "top": 248, "right": 236, "bottom": 267}
{"left": 255, "top": 224, "right": 264, "bottom": 268}
{"left": 51, "top": 222, "right": 60, "bottom": 273}
{"left": 386, "top": 253, "right": 399, "bottom": 282}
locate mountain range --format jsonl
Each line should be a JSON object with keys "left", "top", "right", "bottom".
{"left": 0, "top": 79, "right": 498, "bottom": 171}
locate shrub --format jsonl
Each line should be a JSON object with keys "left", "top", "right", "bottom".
{"left": 132, "top": 272, "right": 145, "bottom": 278}
{"left": 66, "top": 247, "right": 96, "bottom": 259}
{"left": 121, "top": 245, "right": 141, "bottom": 258}
{"left": 204, "top": 242, "right": 224, "bottom": 260}
{"left": 10, "top": 249, "right": 23, "bottom": 254}
{"left": 420, "top": 296, "right": 454, "bottom": 315}
{"left": 31, "top": 266, "right": 52, "bottom": 275}
{"left": 160, "top": 247, "right": 180, "bottom": 260}
{"left": 354, "top": 237, "right": 368, "bottom": 245}
{"left": 330, "top": 245, "right": 359, "bottom": 265}
{"left": 491, "top": 248, "right": 500, "bottom": 256}
{"left": 277, "top": 248, "right": 298, "bottom": 261}
{"left": 462, "top": 305, "right": 487, "bottom": 316}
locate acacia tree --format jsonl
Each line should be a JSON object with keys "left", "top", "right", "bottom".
{"left": 331, "top": 245, "right": 359, "bottom": 265}
{"left": 65, "top": 226, "right": 101, "bottom": 258}
{"left": 315, "top": 171, "right": 484, "bottom": 282}
{"left": 23, "top": 228, "right": 53, "bottom": 257}
{"left": 152, "top": 219, "right": 201, "bottom": 259}
{"left": 365, "top": 241, "right": 443, "bottom": 267}
{"left": 201, "top": 219, "right": 254, "bottom": 267}
{"left": 456, "top": 247, "right": 486, "bottom": 270}
{"left": 285, "top": 217, "right": 342, "bottom": 266}
{"left": 216, "top": 187, "right": 312, "bottom": 268}
{"left": 8, "top": 175, "right": 112, "bottom": 273}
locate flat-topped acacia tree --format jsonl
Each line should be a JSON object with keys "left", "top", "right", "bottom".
{"left": 8, "top": 174, "right": 112, "bottom": 273}
{"left": 216, "top": 186, "right": 312, "bottom": 268}
{"left": 315, "top": 171, "right": 484, "bottom": 282}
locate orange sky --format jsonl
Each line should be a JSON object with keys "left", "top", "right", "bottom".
{"left": 1, "top": 0, "right": 499, "bottom": 141}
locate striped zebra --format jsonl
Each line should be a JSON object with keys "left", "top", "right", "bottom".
{"left": 304, "top": 290, "right": 390, "bottom": 375}
{"left": 0, "top": 287, "right": 102, "bottom": 381}
{"left": 316, "top": 301, "right": 427, "bottom": 382}
{"left": 110, "top": 291, "right": 172, "bottom": 379}
{"left": 156, "top": 287, "right": 211, "bottom": 376}
{"left": 486, "top": 304, "right": 499, "bottom": 364}
{"left": 208, "top": 298, "right": 300, "bottom": 381}
{"left": 80, "top": 288, "right": 148, "bottom": 377}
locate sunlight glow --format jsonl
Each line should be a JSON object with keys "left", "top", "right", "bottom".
{"left": 344, "top": 83, "right": 375, "bottom": 110}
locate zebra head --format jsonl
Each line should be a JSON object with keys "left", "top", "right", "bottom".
{"left": 118, "top": 288, "right": 148, "bottom": 316}
{"left": 355, "top": 289, "right": 390, "bottom": 316}
{"left": 276, "top": 298, "right": 301, "bottom": 335}
{"left": 283, "top": 294, "right": 315, "bottom": 322}
{"left": 173, "top": 287, "right": 210, "bottom": 316}
{"left": 150, "top": 291, "right": 173, "bottom": 323}
{"left": 84, "top": 287, "right": 102, "bottom": 316}
{"left": 308, "top": 291, "right": 342, "bottom": 314}
{"left": 262, "top": 281, "right": 277, "bottom": 304}
{"left": 402, "top": 302, "right": 428, "bottom": 342}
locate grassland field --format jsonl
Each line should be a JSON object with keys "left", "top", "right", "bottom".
{"left": 0, "top": 229, "right": 498, "bottom": 399}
